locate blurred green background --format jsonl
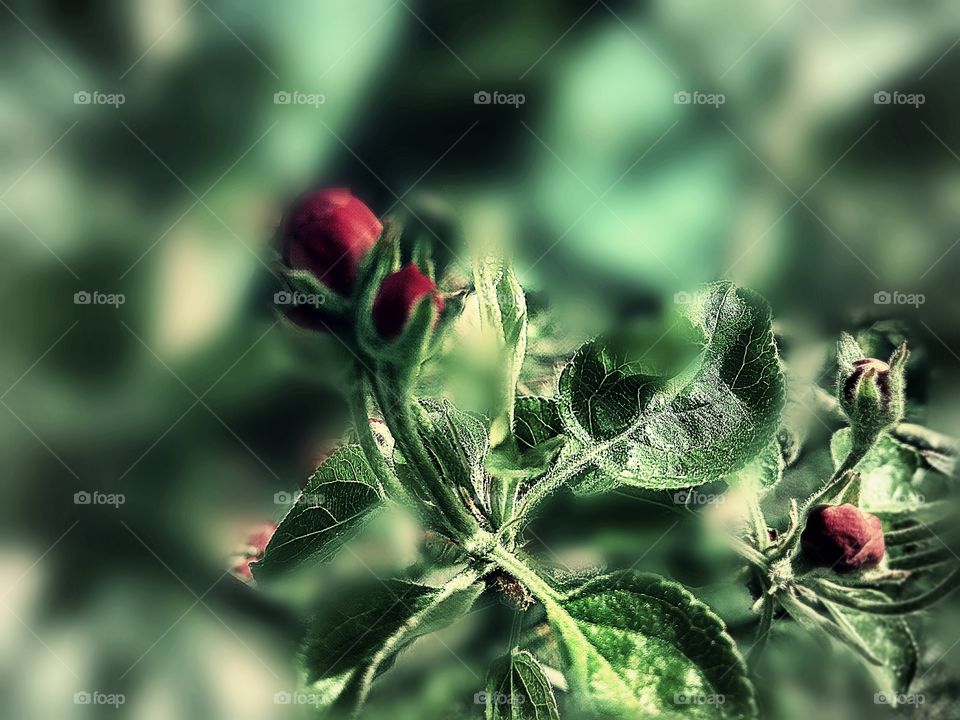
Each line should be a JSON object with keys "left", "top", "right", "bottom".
{"left": 2, "top": 1, "right": 959, "bottom": 718}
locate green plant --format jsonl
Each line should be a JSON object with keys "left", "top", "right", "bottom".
{"left": 250, "top": 191, "right": 959, "bottom": 719}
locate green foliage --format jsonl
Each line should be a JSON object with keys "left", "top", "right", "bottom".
{"left": 302, "top": 573, "right": 483, "bottom": 714}
{"left": 547, "top": 571, "right": 756, "bottom": 718}
{"left": 823, "top": 590, "right": 918, "bottom": 702}
{"left": 256, "top": 229, "right": 957, "bottom": 720}
{"left": 485, "top": 648, "right": 560, "bottom": 720}
{"left": 253, "top": 446, "right": 382, "bottom": 579}
{"left": 473, "top": 253, "right": 528, "bottom": 448}
{"left": 554, "top": 282, "right": 784, "bottom": 492}
{"left": 830, "top": 429, "right": 921, "bottom": 510}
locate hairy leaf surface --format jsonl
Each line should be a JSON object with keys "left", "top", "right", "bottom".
{"left": 823, "top": 589, "right": 918, "bottom": 703}
{"left": 830, "top": 429, "right": 921, "bottom": 510}
{"left": 545, "top": 571, "right": 757, "bottom": 718}
{"left": 485, "top": 648, "right": 560, "bottom": 720}
{"left": 557, "top": 282, "right": 784, "bottom": 490}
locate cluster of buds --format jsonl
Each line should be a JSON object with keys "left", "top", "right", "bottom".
{"left": 275, "top": 188, "right": 446, "bottom": 347}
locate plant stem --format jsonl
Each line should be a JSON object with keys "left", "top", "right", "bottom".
{"left": 349, "top": 375, "right": 407, "bottom": 502}
{"left": 748, "top": 594, "right": 774, "bottom": 670}
{"left": 373, "top": 371, "right": 478, "bottom": 538}
{"left": 726, "top": 535, "right": 770, "bottom": 573}
{"left": 809, "top": 570, "right": 960, "bottom": 614}
{"left": 490, "top": 544, "right": 561, "bottom": 605}
{"left": 515, "top": 451, "right": 589, "bottom": 520}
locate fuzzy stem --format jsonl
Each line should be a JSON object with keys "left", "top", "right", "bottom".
{"left": 373, "top": 371, "right": 477, "bottom": 538}
{"left": 349, "top": 375, "right": 408, "bottom": 502}
{"left": 726, "top": 535, "right": 770, "bottom": 573}
{"left": 489, "top": 544, "right": 561, "bottom": 605}
{"left": 748, "top": 594, "right": 774, "bottom": 670}
{"left": 515, "top": 454, "right": 589, "bottom": 521}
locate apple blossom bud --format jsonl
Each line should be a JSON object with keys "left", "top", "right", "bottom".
{"left": 837, "top": 341, "right": 908, "bottom": 445}
{"left": 372, "top": 263, "right": 445, "bottom": 340}
{"left": 281, "top": 188, "right": 381, "bottom": 295}
{"left": 230, "top": 522, "right": 278, "bottom": 580}
{"left": 800, "top": 504, "right": 885, "bottom": 573}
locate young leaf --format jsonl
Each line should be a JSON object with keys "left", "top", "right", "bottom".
{"left": 301, "top": 573, "right": 484, "bottom": 715}
{"left": 473, "top": 252, "right": 528, "bottom": 448}
{"left": 419, "top": 397, "right": 489, "bottom": 503}
{"left": 545, "top": 571, "right": 757, "bottom": 718}
{"left": 253, "top": 446, "right": 383, "bottom": 579}
{"left": 487, "top": 397, "right": 568, "bottom": 503}
{"left": 822, "top": 589, "right": 918, "bottom": 703}
{"left": 485, "top": 648, "right": 560, "bottom": 720}
{"left": 514, "top": 396, "right": 564, "bottom": 451}
{"left": 830, "top": 428, "right": 921, "bottom": 510}
{"left": 556, "top": 282, "right": 784, "bottom": 491}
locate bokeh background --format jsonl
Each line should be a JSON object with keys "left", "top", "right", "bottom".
{"left": 2, "top": 1, "right": 959, "bottom": 718}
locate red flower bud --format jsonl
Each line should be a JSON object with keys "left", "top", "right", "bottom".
{"left": 372, "top": 264, "right": 444, "bottom": 340}
{"left": 800, "top": 504, "right": 885, "bottom": 573}
{"left": 281, "top": 188, "right": 381, "bottom": 295}
{"left": 230, "top": 522, "right": 277, "bottom": 580}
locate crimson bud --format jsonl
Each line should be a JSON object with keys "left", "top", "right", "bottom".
{"left": 800, "top": 503, "right": 885, "bottom": 573}
{"left": 372, "top": 263, "right": 444, "bottom": 340}
{"left": 281, "top": 188, "right": 381, "bottom": 295}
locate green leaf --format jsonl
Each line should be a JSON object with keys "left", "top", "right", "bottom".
{"left": 728, "top": 438, "right": 784, "bottom": 494}
{"left": 823, "top": 589, "right": 918, "bottom": 702}
{"left": 418, "top": 397, "right": 489, "bottom": 500}
{"left": 557, "top": 282, "right": 784, "bottom": 491}
{"left": 514, "top": 397, "right": 565, "bottom": 451}
{"left": 473, "top": 253, "right": 528, "bottom": 448}
{"left": 545, "top": 571, "right": 757, "bottom": 718}
{"left": 302, "top": 573, "right": 484, "bottom": 715}
{"left": 836, "top": 332, "right": 865, "bottom": 375}
{"left": 558, "top": 316, "right": 705, "bottom": 443}
{"left": 485, "top": 648, "right": 560, "bottom": 720}
{"left": 253, "top": 446, "right": 383, "bottom": 579}
{"left": 487, "top": 397, "right": 567, "bottom": 487}
{"left": 830, "top": 428, "right": 921, "bottom": 510}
